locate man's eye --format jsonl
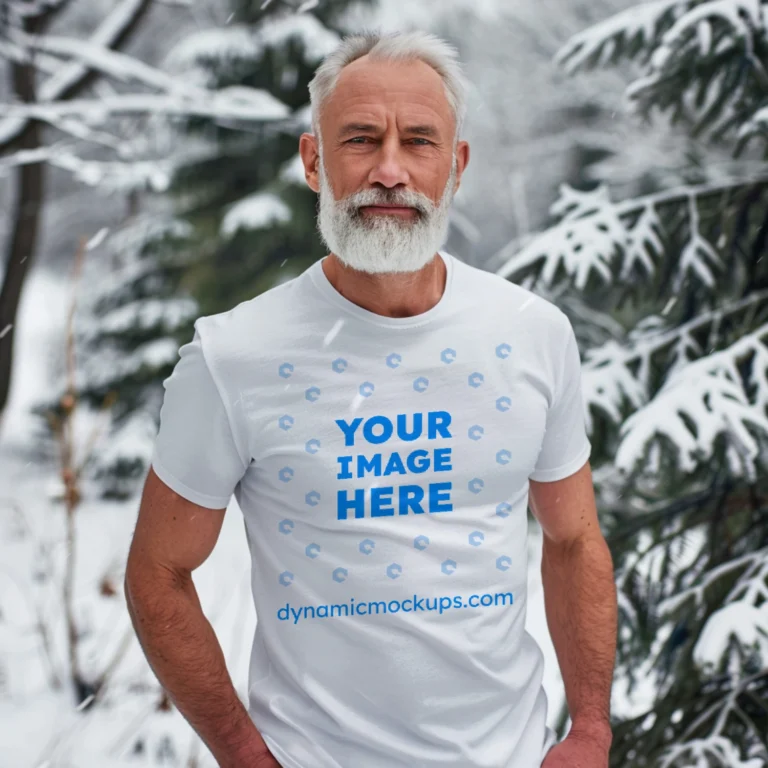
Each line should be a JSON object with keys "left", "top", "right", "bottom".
{"left": 348, "top": 137, "right": 370, "bottom": 144}
{"left": 411, "top": 138, "right": 432, "bottom": 145}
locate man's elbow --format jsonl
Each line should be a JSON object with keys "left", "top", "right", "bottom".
{"left": 542, "top": 526, "right": 613, "bottom": 569}
{"left": 124, "top": 553, "right": 187, "bottom": 615}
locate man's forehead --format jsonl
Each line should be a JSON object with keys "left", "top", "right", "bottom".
{"left": 324, "top": 56, "right": 452, "bottom": 125}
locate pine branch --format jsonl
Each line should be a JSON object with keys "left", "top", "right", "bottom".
{"left": 555, "top": 0, "right": 768, "bottom": 145}
{"left": 615, "top": 321, "right": 768, "bottom": 481}
{"left": 554, "top": 0, "right": 686, "bottom": 75}
{"left": 739, "top": 103, "right": 768, "bottom": 150}
{"left": 495, "top": 175, "right": 768, "bottom": 291}
{"left": 658, "top": 548, "right": 768, "bottom": 614}
{"left": 669, "top": 670, "right": 768, "bottom": 764}
{"left": 580, "top": 289, "right": 768, "bottom": 437}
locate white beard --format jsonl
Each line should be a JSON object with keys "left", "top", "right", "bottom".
{"left": 316, "top": 151, "right": 457, "bottom": 275}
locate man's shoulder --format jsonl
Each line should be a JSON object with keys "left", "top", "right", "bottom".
{"left": 192, "top": 268, "right": 311, "bottom": 369}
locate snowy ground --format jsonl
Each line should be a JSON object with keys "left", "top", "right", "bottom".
{"left": 0, "top": 266, "right": 567, "bottom": 767}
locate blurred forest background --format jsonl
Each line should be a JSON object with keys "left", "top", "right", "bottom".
{"left": 1, "top": 0, "right": 767, "bottom": 766}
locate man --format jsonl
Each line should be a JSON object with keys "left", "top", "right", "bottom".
{"left": 125, "top": 30, "right": 617, "bottom": 768}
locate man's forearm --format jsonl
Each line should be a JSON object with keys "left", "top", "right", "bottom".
{"left": 125, "top": 566, "right": 267, "bottom": 767}
{"left": 541, "top": 530, "right": 617, "bottom": 743}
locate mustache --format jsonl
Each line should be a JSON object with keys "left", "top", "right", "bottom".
{"left": 342, "top": 188, "right": 432, "bottom": 219}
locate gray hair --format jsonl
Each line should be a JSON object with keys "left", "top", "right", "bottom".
{"left": 308, "top": 31, "right": 468, "bottom": 145}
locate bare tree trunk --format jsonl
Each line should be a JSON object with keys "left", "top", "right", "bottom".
{"left": 0, "top": 39, "right": 45, "bottom": 417}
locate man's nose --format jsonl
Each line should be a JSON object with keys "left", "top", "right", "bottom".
{"left": 368, "top": 139, "right": 410, "bottom": 188}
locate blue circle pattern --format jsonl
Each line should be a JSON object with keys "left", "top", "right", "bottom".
{"left": 442, "top": 559, "right": 457, "bottom": 575}
{"left": 359, "top": 538, "right": 375, "bottom": 555}
{"left": 468, "top": 372, "right": 484, "bottom": 387}
{"left": 333, "top": 567, "right": 348, "bottom": 583}
{"left": 305, "top": 543, "right": 321, "bottom": 558}
{"left": 468, "top": 424, "right": 484, "bottom": 441}
{"left": 275, "top": 344, "right": 515, "bottom": 585}
{"left": 441, "top": 348, "right": 457, "bottom": 364}
{"left": 387, "top": 563, "right": 402, "bottom": 579}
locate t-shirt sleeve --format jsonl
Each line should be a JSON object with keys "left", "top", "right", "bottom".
{"left": 528, "top": 313, "right": 591, "bottom": 483}
{"left": 150, "top": 328, "right": 250, "bottom": 509}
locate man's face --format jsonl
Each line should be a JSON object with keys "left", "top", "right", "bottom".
{"left": 300, "top": 56, "right": 470, "bottom": 274}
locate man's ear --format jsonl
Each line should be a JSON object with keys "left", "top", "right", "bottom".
{"left": 453, "top": 140, "right": 470, "bottom": 194}
{"left": 299, "top": 133, "right": 320, "bottom": 193}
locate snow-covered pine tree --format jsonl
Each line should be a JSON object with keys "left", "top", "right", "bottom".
{"left": 497, "top": 2, "right": 768, "bottom": 766}
{"left": 158, "top": 0, "right": 372, "bottom": 312}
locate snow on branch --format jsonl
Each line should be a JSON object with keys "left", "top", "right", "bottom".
{"left": 0, "top": 41, "right": 120, "bottom": 151}
{"left": 5, "top": 0, "right": 67, "bottom": 21}
{"left": 81, "top": 297, "right": 198, "bottom": 338}
{"left": 556, "top": 0, "right": 763, "bottom": 75}
{"left": 221, "top": 193, "right": 292, "bottom": 237}
{"left": 656, "top": 667, "right": 768, "bottom": 767}
{"left": 578, "top": 289, "right": 768, "bottom": 436}
{"left": 555, "top": 0, "right": 768, "bottom": 144}
{"left": 0, "top": 0, "right": 151, "bottom": 149}
{"left": 8, "top": 31, "right": 207, "bottom": 98}
{"left": 615, "top": 322, "right": 768, "bottom": 482}
{"left": 554, "top": 0, "right": 686, "bottom": 73}
{"left": 258, "top": 13, "right": 340, "bottom": 62}
{"left": 739, "top": 104, "right": 768, "bottom": 148}
{"left": 75, "top": 337, "right": 181, "bottom": 392}
{"left": 0, "top": 89, "right": 290, "bottom": 124}
{"left": 105, "top": 216, "right": 193, "bottom": 257}
{"left": 39, "top": 0, "right": 151, "bottom": 100}
{"left": 677, "top": 193, "right": 723, "bottom": 287}
{"left": 164, "top": 14, "right": 339, "bottom": 76}
{"left": 496, "top": 177, "right": 768, "bottom": 292}
{"left": 164, "top": 25, "right": 260, "bottom": 71}
{"left": 0, "top": 26, "right": 291, "bottom": 125}
{"left": 659, "top": 734, "right": 765, "bottom": 768}
{"left": 48, "top": 153, "right": 173, "bottom": 191}
{"left": 657, "top": 549, "right": 768, "bottom": 702}
{"left": 659, "top": 548, "right": 767, "bottom": 615}
{"left": 581, "top": 340, "right": 649, "bottom": 431}
{"left": 652, "top": 0, "right": 765, "bottom": 65}
{"left": 496, "top": 184, "right": 662, "bottom": 290}
{"left": 279, "top": 153, "right": 308, "bottom": 185}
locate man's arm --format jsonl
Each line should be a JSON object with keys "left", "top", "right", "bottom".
{"left": 124, "top": 467, "right": 272, "bottom": 768}
{"left": 529, "top": 460, "right": 617, "bottom": 749}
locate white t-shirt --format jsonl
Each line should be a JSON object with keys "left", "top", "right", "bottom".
{"left": 151, "top": 250, "right": 591, "bottom": 768}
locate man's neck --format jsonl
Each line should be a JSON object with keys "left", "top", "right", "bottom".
{"left": 321, "top": 252, "right": 446, "bottom": 319}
